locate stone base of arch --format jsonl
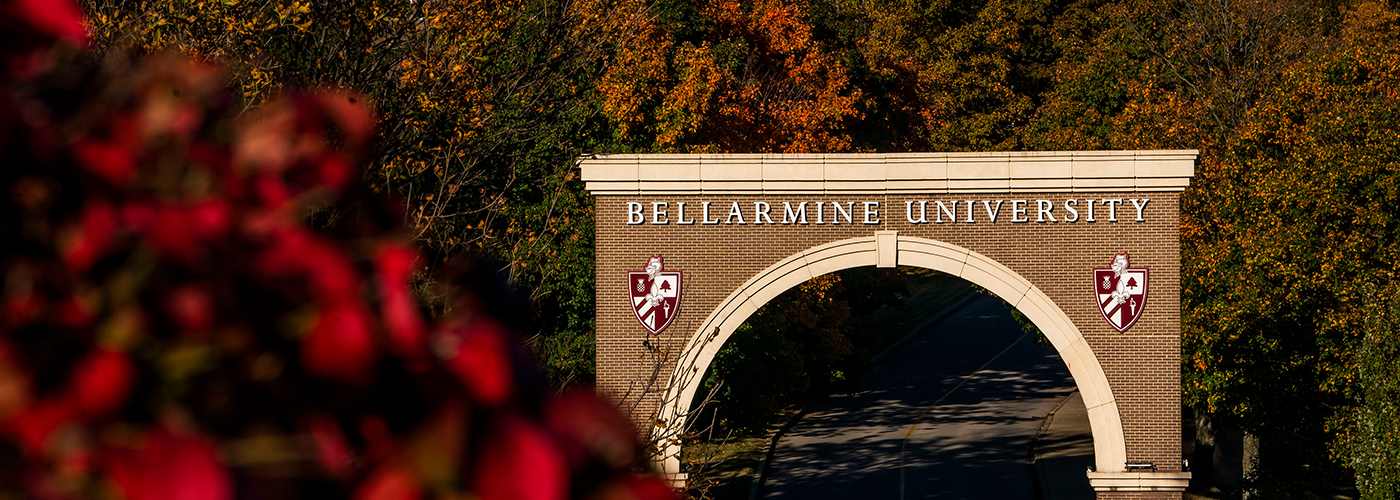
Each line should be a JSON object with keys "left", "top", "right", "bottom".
{"left": 1088, "top": 471, "right": 1192, "bottom": 493}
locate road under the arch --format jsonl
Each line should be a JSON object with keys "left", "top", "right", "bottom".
{"left": 762, "top": 295, "right": 1095, "bottom": 499}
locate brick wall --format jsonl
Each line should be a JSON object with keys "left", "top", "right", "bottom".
{"left": 595, "top": 191, "right": 1182, "bottom": 497}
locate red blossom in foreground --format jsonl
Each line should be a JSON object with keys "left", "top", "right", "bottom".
{"left": 7, "top": 399, "right": 72, "bottom": 455}
{"left": 354, "top": 465, "right": 422, "bottom": 500}
{"left": 70, "top": 349, "right": 136, "bottom": 418}
{"left": 441, "top": 319, "right": 515, "bottom": 407}
{"left": 62, "top": 201, "right": 117, "bottom": 271}
{"left": 376, "top": 245, "right": 427, "bottom": 363}
{"left": 165, "top": 285, "right": 214, "bottom": 336}
{"left": 103, "top": 430, "right": 234, "bottom": 500}
{"left": 307, "top": 413, "right": 354, "bottom": 477}
{"left": 302, "top": 304, "right": 378, "bottom": 383}
{"left": 7, "top": 0, "right": 86, "bottom": 47}
{"left": 476, "top": 417, "right": 570, "bottom": 500}
{"left": 0, "top": 0, "right": 674, "bottom": 499}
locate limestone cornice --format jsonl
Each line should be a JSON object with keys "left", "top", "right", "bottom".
{"left": 579, "top": 150, "right": 1197, "bottom": 195}
{"left": 1086, "top": 471, "right": 1192, "bottom": 492}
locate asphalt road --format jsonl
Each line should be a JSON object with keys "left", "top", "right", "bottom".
{"left": 762, "top": 295, "right": 1091, "bottom": 499}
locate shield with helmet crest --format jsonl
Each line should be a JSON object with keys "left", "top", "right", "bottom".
{"left": 629, "top": 256, "right": 682, "bottom": 335}
{"left": 1094, "top": 253, "right": 1148, "bottom": 332}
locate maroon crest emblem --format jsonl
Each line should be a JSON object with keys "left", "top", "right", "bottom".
{"left": 629, "top": 256, "right": 682, "bottom": 335}
{"left": 1093, "top": 253, "right": 1148, "bottom": 332}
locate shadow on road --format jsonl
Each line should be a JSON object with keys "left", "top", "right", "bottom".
{"left": 762, "top": 296, "right": 1095, "bottom": 500}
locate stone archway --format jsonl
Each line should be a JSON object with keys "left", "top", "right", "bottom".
{"left": 582, "top": 151, "right": 1196, "bottom": 498}
{"left": 655, "top": 235, "right": 1126, "bottom": 478}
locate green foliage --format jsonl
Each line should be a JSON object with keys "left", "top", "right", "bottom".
{"left": 802, "top": 0, "right": 1072, "bottom": 152}
{"left": 1177, "top": 4, "right": 1400, "bottom": 495}
{"left": 1353, "top": 285, "right": 1400, "bottom": 500}
{"left": 701, "top": 320, "right": 809, "bottom": 435}
{"left": 697, "top": 268, "right": 909, "bottom": 435}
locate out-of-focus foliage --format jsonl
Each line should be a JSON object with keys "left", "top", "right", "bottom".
{"left": 81, "top": 0, "right": 659, "bottom": 386}
{"left": 0, "top": 2, "right": 674, "bottom": 498}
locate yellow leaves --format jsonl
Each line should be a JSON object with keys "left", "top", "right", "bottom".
{"left": 656, "top": 43, "right": 724, "bottom": 148}
{"left": 276, "top": 2, "right": 311, "bottom": 21}
{"left": 1339, "top": 0, "right": 1400, "bottom": 47}
{"left": 802, "top": 273, "right": 841, "bottom": 296}
{"left": 592, "top": 0, "right": 672, "bottom": 141}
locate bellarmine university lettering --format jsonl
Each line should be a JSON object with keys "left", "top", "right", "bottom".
{"left": 624, "top": 198, "right": 1153, "bottom": 225}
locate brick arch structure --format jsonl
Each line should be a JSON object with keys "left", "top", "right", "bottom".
{"left": 582, "top": 151, "right": 1197, "bottom": 498}
{"left": 656, "top": 235, "right": 1127, "bottom": 475}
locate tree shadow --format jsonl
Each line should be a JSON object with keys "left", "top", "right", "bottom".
{"left": 763, "top": 297, "right": 1093, "bottom": 500}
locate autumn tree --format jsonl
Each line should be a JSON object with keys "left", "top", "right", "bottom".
{"left": 1175, "top": 3, "right": 1400, "bottom": 496}
{"left": 1004, "top": 0, "right": 1400, "bottom": 494}
{"left": 599, "top": 0, "right": 864, "bottom": 153}
{"left": 81, "top": 0, "right": 664, "bottom": 386}
{"left": 599, "top": 0, "right": 1085, "bottom": 154}
{"left": 839, "top": 0, "right": 1068, "bottom": 151}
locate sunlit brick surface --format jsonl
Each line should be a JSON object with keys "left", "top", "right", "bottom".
{"left": 595, "top": 191, "right": 1184, "bottom": 498}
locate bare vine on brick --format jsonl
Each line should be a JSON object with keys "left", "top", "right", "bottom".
{"left": 613, "top": 328, "right": 727, "bottom": 479}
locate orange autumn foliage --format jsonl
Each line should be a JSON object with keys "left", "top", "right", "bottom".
{"left": 599, "top": 0, "right": 862, "bottom": 153}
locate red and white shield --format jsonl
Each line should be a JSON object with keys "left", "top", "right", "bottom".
{"left": 1093, "top": 253, "right": 1148, "bottom": 332}
{"left": 629, "top": 256, "right": 682, "bottom": 335}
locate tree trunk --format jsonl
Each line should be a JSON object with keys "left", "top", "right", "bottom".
{"left": 1242, "top": 433, "right": 1259, "bottom": 499}
{"left": 1191, "top": 407, "right": 1216, "bottom": 489}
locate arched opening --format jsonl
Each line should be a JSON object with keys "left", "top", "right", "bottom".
{"left": 652, "top": 235, "right": 1126, "bottom": 482}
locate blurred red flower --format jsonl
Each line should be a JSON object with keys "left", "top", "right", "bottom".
{"left": 70, "top": 349, "right": 135, "bottom": 418}
{"left": 302, "top": 304, "right": 378, "bottom": 384}
{"left": 103, "top": 430, "right": 233, "bottom": 500}
{"left": 6, "top": 399, "right": 72, "bottom": 455}
{"left": 475, "top": 417, "right": 568, "bottom": 500}
{"left": 62, "top": 201, "right": 117, "bottom": 271}
{"left": 442, "top": 320, "right": 514, "bottom": 406}
{"left": 7, "top": 0, "right": 86, "bottom": 46}
{"left": 165, "top": 285, "right": 214, "bottom": 336}
{"left": 375, "top": 245, "right": 427, "bottom": 363}
{"left": 354, "top": 465, "right": 421, "bottom": 500}
{"left": 0, "top": 1, "right": 676, "bottom": 499}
